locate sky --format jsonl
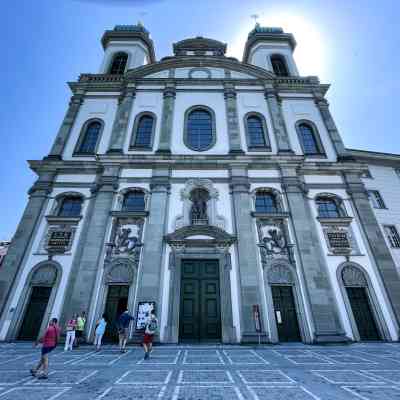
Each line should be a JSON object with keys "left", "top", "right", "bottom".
{"left": 0, "top": 0, "right": 399, "bottom": 240}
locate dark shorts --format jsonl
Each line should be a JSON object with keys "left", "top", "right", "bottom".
{"left": 75, "top": 330, "right": 83, "bottom": 338}
{"left": 41, "top": 346, "right": 56, "bottom": 356}
{"left": 143, "top": 333, "right": 154, "bottom": 344}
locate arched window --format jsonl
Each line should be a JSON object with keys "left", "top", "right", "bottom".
{"left": 58, "top": 197, "right": 82, "bottom": 217}
{"left": 316, "top": 197, "right": 342, "bottom": 218}
{"left": 296, "top": 121, "right": 325, "bottom": 156}
{"left": 271, "top": 54, "right": 289, "bottom": 77}
{"left": 76, "top": 120, "right": 102, "bottom": 155}
{"left": 190, "top": 188, "right": 209, "bottom": 225}
{"left": 122, "top": 190, "right": 145, "bottom": 212}
{"left": 255, "top": 191, "right": 279, "bottom": 213}
{"left": 184, "top": 107, "right": 215, "bottom": 151}
{"left": 131, "top": 113, "right": 155, "bottom": 149}
{"left": 245, "top": 114, "right": 270, "bottom": 150}
{"left": 109, "top": 52, "right": 128, "bottom": 75}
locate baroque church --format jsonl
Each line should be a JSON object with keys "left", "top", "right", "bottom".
{"left": 1, "top": 23, "right": 400, "bottom": 344}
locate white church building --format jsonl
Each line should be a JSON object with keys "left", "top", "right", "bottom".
{"left": 1, "top": 23, "right": 400, "bottom": 344}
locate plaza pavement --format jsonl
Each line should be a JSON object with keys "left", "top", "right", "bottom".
{"left": 0, "top": 342, "right": 400, "bottom": 399}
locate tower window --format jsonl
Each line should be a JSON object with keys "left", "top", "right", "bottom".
{"left": 75, "top": 120, "right": 102, "bottom": 155}
{"left": 58, "top": 197, "right": 82, "bottom": 217}
{"left": 296, "top": 121, "right": 325, "bottom": 156}
{"left": 184, "top": 107, "right": 215, "bottom": 151}
{"left": 255, "top": 191, "right": 279, "bottom": 213}
{"left": 384, "top": 225, "right": 400, "bottom": 248}
{"left": 316, "top": 197, "right": 341, "bottom": 218}
{"left": 122, "top": 191, "right": 145, "bottom": 212}
{"left": 131, "top": 114, "right": 155, "bottom": 149}
{"left": 271, "top": 54, "right": 289, "bottom": 77}
{"left": 368, "top": 190, "right": 386, "bottom": 209}
{"left": 109, "top": 52, "right": 128, "bottom": 74}
{"left": 245, "top": 114, "right": 270, "bottom": 150}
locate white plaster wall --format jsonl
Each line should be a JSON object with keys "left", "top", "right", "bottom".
{"left": 172, "top": 170, "right": 229, "bottom": 179}
{"left": 172, "top": 92, "right": 229, "bottom": 154}
{"left": 363, "top": 165, "right": 400, "bottom": 269}
{"left": 237, "top": 92, "right": 278, "bottom": 154}
{"left": 120, "top": 169, "right": 152, "bottom": 178}
{"left": 304, "top": 175, "right": 344, "bottom": 184}
{"left": 308, "top": 188, "right": 398, "bottom": 340}
{"left": 281, "top": 99, "right": 337, "bottom": 162}
{"left": 123, "top": 91, "right": 163, "bottom": 154}
{"left": 174, "top": 67, "right": 225, "bottom": 79}
{"left": 249, "top": 42, "right": 299, "bottom": 76}
{"left": 248, "top": 169, "right": 280, "bottom": 178}
{"left": 63, "top": 97, "right": 118, "bottom": 160}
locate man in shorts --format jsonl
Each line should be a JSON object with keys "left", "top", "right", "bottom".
{"left": 30, "top": 318, "right": 60, "bottom": 379}
{"left": 75, "top": 311, "right": 86, "bottom": 347}
{"left": 117, "top": 310, "right": 134, "bottom": 353}
{"left": 143, "top": 309, "right": 158, "bottom": 360}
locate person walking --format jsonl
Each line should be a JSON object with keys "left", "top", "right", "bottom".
{"left": 75, "top": 311, "right": 86, "bottom": 347}
{"left": 143, "top": 309, "right": 158, "bottom": 360}
{"left": 64, "top": 314, "right": 77, "bottom": 351}
{"left": 117, "top": 310, "right": 134, "bottom": 353}
{"left": 30, "top": 318, "right": 60, "bottom": 380}
{"left": 94, "top": 314, "right": 107, "bottom": 352}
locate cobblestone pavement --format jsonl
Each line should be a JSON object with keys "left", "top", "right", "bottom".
{"left": 1, "top": 343, "right": 400, "bottom": 399}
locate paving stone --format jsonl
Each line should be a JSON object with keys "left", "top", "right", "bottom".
{"left": 342, "top": 385, "right": 400, "bottom": 400}
{"left": 248, "top": 386, "right": 320, "bottom": 400}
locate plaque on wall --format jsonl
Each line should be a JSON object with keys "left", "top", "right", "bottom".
{"left": 44, "top": 226, "right": 76, "bottom": 254}
{"left": 135, "top": 301, "right": 155, "bottom": 331}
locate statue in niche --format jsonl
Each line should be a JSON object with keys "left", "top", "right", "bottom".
{"left": 260, "top": 224, "right": 287, "bottom": 255}
{"left": 190, "top": 188, "right": 209, "bottom": 225}
{"left": 114, "top": 224, "right": 142, "bottom": 255}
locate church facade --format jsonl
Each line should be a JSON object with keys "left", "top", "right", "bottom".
{"left": 1, "top": 24, "right": 400, "bottom": 344}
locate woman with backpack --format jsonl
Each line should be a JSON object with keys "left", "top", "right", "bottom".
{"left": 143, "top": 309, "right": 158, "bottom": 360}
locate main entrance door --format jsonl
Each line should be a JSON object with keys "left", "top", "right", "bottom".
{"left": 271, "top": 285, "right": 301, "bottom": 342}
{"left": 103, "top": 285, "right": 129, "bottom": 342}
{"left": 179, "top": 260, "right": 221, "bottom": 342}
{"left": 346, "top": 287, "right": 380, "bottom": 341}
{"left": 19, "top": 286, "right": 52, "bottom": 340}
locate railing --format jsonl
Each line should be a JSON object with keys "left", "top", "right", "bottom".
{"left": 78, "top": 74, "right": 124, "bottom": 83}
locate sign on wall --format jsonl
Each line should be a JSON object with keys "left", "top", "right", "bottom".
{"left": 135, "top": 301, "right": 156, "bottom": 331}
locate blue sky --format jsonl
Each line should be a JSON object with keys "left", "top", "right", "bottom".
{"left": 0, "top": 0, "right": 399, "bottom": 240}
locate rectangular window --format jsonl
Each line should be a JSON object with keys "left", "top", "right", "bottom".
{"left": 368, "top": 190, "right": 386, "bottom": 209}
{"left": 384, "top": 225, "right": 400, "bottom": 248}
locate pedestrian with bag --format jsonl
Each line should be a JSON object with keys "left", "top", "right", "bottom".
{"left": 117, "top": 310, "right": 134, "bottom": 353}
{"left": 64, "top": 314, "right": 77, "bottom": 351}
{"left": 30, "top": 318, "right": 60, "bottom": 380}
{"left": 75, "top": 311, "right": 86, "bottom": 347}
{"left": 94, "top": 314, "right": 107, "bottom": 352}
{"left": 143, "top": 309, "right": 158, "bottom": 360}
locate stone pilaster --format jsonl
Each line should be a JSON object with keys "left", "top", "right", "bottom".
{"left": 61, "top": 166, "right": 118, "bottom": 325}
{"left": 230, "top": 165, "right": 267, "bottom": 342}
{"left": 264, "top": 88, "right": 292, "bottom": 153}
{"left": 107, "top": 86, "right": 136, "bottom": 154}
{"left": 156, "top": 84, "right": 176, "bottom": 154}
{"left": 133, "top": 167, "right": 170, "bottom": 338}
{"left": 314, "top": 93, "right": 348, "bottom": 159}
{"left": 281, "top": 167, "right": 348, "bottom": 343}
{"left": 224, "top": 84, "right": 244, "bottom": 154}
{"left": 46, "top": 93, "right": 85, "bottom": 160}
{"left": 344, "top": 172, "right": 400, "bottom": 327}
{"left": 0, "top": 172, "right": 54, "bottom": 317}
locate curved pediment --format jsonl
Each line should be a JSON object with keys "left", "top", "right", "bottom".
{"left": 126, "top": 56, "right": 275, "bottom": 81}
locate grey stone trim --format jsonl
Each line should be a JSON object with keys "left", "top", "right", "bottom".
{"left": 73, "top": 118, "right": 105, "bottom": 156}
{"left": 229, "top": 165, "right": 268, "bottom": 342}
{"left": 344, "top": 172, "right": 400, "bottom": 331}
{"left": 129, "top": 111, "right": 157, "bottom": 151}
{"left": 6, "top": 261, "right": 62, "bottom": 341}
{"left": 107, "top": 86, "right": 136, "bottom": 154}
{"left": 281, "top": 168, "right": 348, "bottom": 343}
{"left": 0, "top": 172, "right": 54, "bottom": 319}
{"left": 262, "top": 260, "right": 312, "bottom": 343}
{"left": 295, "top": 119, "right": 326, "bottom": 158}
{"left": 224, "top": 84, "right": 244, "bottom": 154}
{"left": 337, "top": 262, "right": 391, "bottom": 341}
{"left": 156, "top": 84, "right": 176, "bottom": 154}
{"left": 46, "top": 93, "right": 85, "bottom": 160}
{"left": 264, "top": 88, "right": 293, "bottom": 153}
{"left": 243, "top": 112, "right": 271, "bottom": 151}
{"left": 164, "top": 247, "right": 236, "bottom": 344}
{"left": 183, "top": 105, "right": 217, "bottom": 152}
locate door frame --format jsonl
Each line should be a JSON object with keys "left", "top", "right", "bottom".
{"left": 337, "top": 262, "right": 390, "bottom": 341}
{"left": 165, "top": 248, "right": 236, "bottom": 344}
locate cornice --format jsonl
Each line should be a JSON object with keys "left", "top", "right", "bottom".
{"left": 346, "top": 148, "right": 400, "bottom": 167}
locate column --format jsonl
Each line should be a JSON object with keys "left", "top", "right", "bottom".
{"left": 314, "top": 93, "right": 348, "bottom": 159}
{"left": 46, "top": 92, "right": 84, "bottom": 160}
{"left": 107, "top": 86, "right": 136, "bottom": 153}
{"left": 224, "top": 84, "right": 244, "bottom": 154}
{"left": 62, "top": 166, "right": 118, "bottom": 321}
{"left": 230, "top": 165, "right": 267, "bottom": 342}
{"left": 344, "top": 172, "right": 400, "bottom": 325}
{"left": 265, "top": 88, "right": 292, "bottom": 153}
{"left": 281, "top": 167, "right": 348, "bottom": 342}
{"left": 156, "top": 84, "right": 176, "bottom": 154}
{"left": 133, "top": 167, "right": 170, "bottom": 336}
{"left": 0, "top": 172, "right": 54, "bottom": 316}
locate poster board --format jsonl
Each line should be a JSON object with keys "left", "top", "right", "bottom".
{"left": 135, "top": 301, "right": 156, "bottom": 330}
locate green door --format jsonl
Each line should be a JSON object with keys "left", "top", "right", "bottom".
{"left": 179, "top": 260, "right": 221, "bottom": 342}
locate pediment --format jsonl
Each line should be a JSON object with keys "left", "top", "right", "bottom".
{"left": 165, "top": 225, "right": 236, "bottom": 245}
